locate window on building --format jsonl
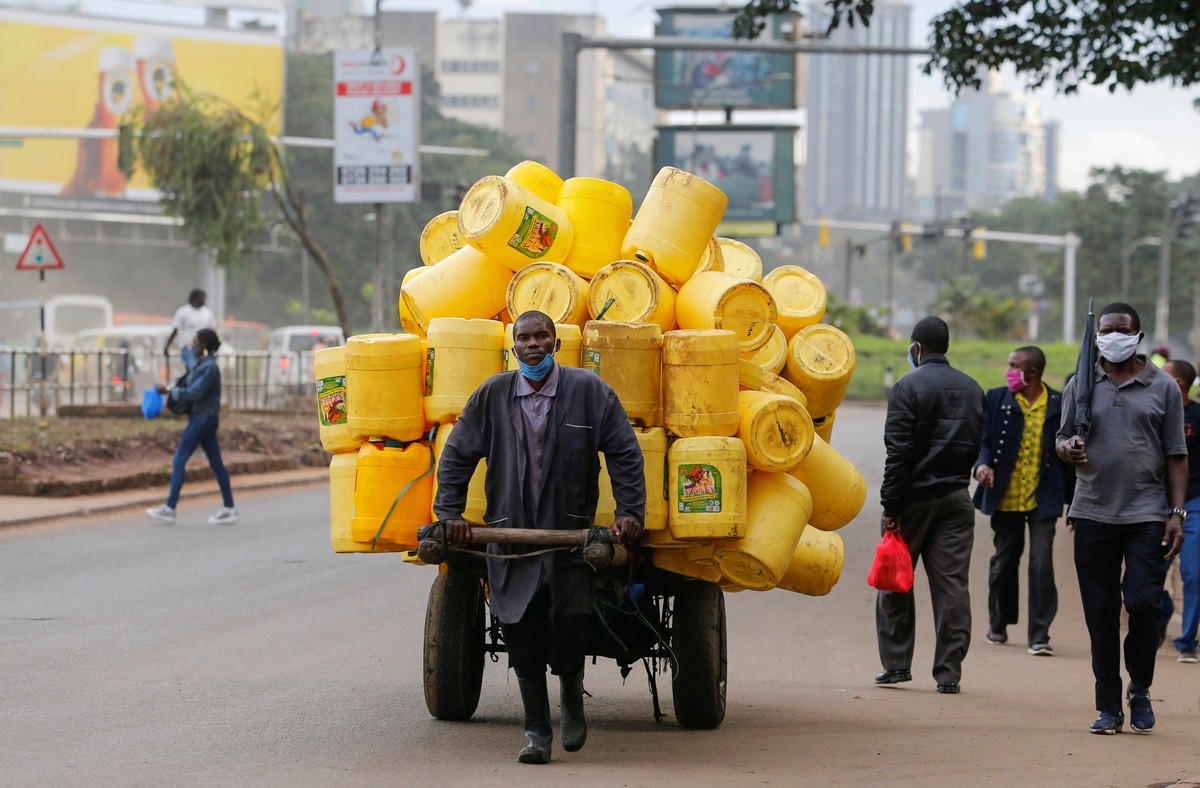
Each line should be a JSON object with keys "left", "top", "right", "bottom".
{"left": 525, "top": 61, "right": 541, "bottom": 76}
{"left": 440, "top": 95, "right": 500, "bottom": 109}
{"left": 440, "top": 60, "right": 500, "bottom": 74}
{"left": 526, "top": 95, "right": 538, "bottom": 110}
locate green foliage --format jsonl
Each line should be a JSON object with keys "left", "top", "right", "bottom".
{"left": 823, "top": 292, "right": 888, "bottom": 337}
{"left": 932, "top": 277, "right": 1026, "bottom": 340}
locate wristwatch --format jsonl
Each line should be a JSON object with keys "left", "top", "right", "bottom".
{"left": 1170, "top": 507, "right": 1187, "bottom": 519}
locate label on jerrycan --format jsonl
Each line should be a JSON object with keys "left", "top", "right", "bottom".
{"left": 507, "top": 206, "right": 559, "bottom": 259}
{"left": 424, "top": 348, "right": 436, "bottom": 396}
{"left": 582, "top": 348, "right": 601, "bottom": 374}
{"left": 317, "top": 375, "right": 347, "bottom": 426}
{"left": 678, "top": 463, "right": 722, "bottom": 513}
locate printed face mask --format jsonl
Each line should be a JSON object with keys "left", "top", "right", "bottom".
{"left": 1096, "top": 332, "right": 1141, "bottom": 363}
{"left": 1005, "top": 367, "right": 1027, "bottom": 392}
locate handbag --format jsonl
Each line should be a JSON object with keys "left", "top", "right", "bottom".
{"left": 165, "top": 371, "right": 192, "bottom": 415}
{"left": 140, "top": 387, "right": 163, "bottom": 420}
{"left": 867, "top": 530, "right": 914, "bottom": 593}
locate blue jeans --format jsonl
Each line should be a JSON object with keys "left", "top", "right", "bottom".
{"left": 166, "top": 414, "right": 234, "bottom": 510}
{"left": 1161, "top": 496, "right": 1200, "bottom": 652}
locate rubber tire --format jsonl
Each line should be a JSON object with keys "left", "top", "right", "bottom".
{"left": 423, "top": 567, "right": 486, "bottom": 721}
{"left": 670, "top": 580, "right": 727, "bottom": 729}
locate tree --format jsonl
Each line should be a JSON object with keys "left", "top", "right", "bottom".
{"left": 734, "top": 1, "right": 1200, "bottom": 99}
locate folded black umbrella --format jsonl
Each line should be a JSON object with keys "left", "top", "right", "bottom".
{"left": 1074, "top": 299, "right": 1096, "bottom": 437}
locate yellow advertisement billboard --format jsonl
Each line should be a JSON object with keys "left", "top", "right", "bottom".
{"left": 0, "top": 10, "right": 284, "bottom": 206}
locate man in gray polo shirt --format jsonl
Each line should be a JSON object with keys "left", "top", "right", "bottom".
{"left": 1056, "top": 302, "right": 1186, "bottom": 735}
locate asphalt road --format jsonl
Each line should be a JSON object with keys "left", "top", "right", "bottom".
{"left": 2, "top": 404, "right": 1198, "bottom": 786}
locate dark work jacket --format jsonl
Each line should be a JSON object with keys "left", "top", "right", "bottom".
{"left": 972, "top": 385, "right": 1073, "bottom": 520}
{"left": 433, "top": 364, "right": 645, "bottom": 624}
{"left": 881, "top": 354, "right": 984, "bottom": 516}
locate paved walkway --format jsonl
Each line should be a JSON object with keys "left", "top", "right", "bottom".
{"left": 0, "top": 467, "right": 326, "bottom": 529}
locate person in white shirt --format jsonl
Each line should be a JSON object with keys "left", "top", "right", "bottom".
{"left": 165, "top": 289, "right": 216, "bottom": 372}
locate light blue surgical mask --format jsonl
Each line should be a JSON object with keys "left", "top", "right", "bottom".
{"left": 517, "top": 352, "right": 555, "bottom": 381}
{"left": 907, "top": 342, "right": 920, "bottom": 369}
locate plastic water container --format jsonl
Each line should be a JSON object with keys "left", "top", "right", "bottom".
{"left": 716, "top": 237, "right": 763, "bottom": 281}
{"left": 814, "top": 410, "right": 836, "bottom": 444}
{"left": 714, "top": 472, "right": 812, "bottom": 591}
{"left": 505, "top": 160, "right": 564, "bottom": 204}
{"left": 401, "top": 245, "right": 514, "bottom": 334}
{"left": 776, "top": 527, "right": 844, "bottom": 596}
{"left": 762, "top": 265, "right": 827, "bottom": 339}
{"left": 786, "top": 434, "right": 866, "bottom": 531}
{"left": 594, "top": 426, "right": 668, "bottom": 530}
{"left": 432, "top": 421, "right": 488, "bottom": 526}
{"left": 694, "top": 235, "right": 725, "bottom": 274}
{"left": 419, "top": 210, "right": 465, "bottom": 266}
{"left": 314, "top": 345, "right": 357, "bottom": 453}
{"left": 425, "top": 318, "right": 505, "bottom": 423}
{"left": 345, "top": 333, "right": 425, "bottom": 442}
{"left": 351, "top": 440, "right": 434, "bottom": 551}
{"left": 621, "top": 167, "right": 728, "bottom": 287}
{"left": 558, "top": 177, "right": 633, "bottom": 279}
{"left": 506, "top": 262, "right": 590, "bottom": 327}
{"left": 329, "top": 452, "right": 367, "bottom": 552}
{"left": 581, "top": 320, "right": 662, "bottom": 427}
{"left": 760, "top": 369, "right": 808, "bottom": 409}
{"left": 739, "top": 325, "right": 787, "bottom": 375}
{"left": 783, "top": 324, "right": 856, "bottom": 420}
{"left": 676, "top": 271, "right": 778, "bottom": 353}
{"left": 587, "top": 260, "right": 677, "bottom": 334}
{"left": 650, "top": 542, "right": 723, "bottom": 583}
{"left": 399, "top": 267, "right": 432, "bottom": 337}
{"left": 458, "top": 176, "right": 574, "bottom": 272}
{"left": 661, "top": 329, "right": 740, "bottom": 438}
{"left": 667, "top": 436, "right": 747, "bottom": 541}
{"left": 736, "top": 390, "right": 815, "bottom": 472}
{"left": 502, "top": 323, "right": 582, "bottom": 370}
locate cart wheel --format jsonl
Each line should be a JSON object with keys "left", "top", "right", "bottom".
{"left": 423, "top": 566, "right": 486, "bottom": 721}
{"left": 670, "top": 580, "right": 727, "bottom": 729}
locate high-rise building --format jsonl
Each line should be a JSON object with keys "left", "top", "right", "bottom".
{"left": 803, "top": 1, "right": 911, "bottom": 221}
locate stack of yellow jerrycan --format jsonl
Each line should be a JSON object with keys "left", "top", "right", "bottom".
{"left": 314, "top": 160, "right": 867, "bottom": 596}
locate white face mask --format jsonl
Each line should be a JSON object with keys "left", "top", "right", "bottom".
{"left": 1096, "top": 332, "right": 1141, "bottom": 363}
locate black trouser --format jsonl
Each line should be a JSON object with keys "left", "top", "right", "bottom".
{"left": 1072, "top": 519, "right": 1167, "bottom": 715}
{"left": 877, "top": 488, "right": 975, "bottom": 685}
{"left": 989, "top": 510, "right": 1058, "bottom": 646}
{"left": 501, "top": 586, "right": 588, "bottom": 680}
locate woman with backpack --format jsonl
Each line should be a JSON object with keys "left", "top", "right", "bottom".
{"left": 146, "top": 327, "right": 238, "bottom": 525}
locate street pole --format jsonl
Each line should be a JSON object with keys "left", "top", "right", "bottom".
{"left": 371, "top": 202, "right": 384, "bottom": 333}
{"left": 1063, "top": 233, "right": 1079, "bottom": 345}
{"left": 1155, "top": 202, "right": 1175, "bottom": 346}
{"left": 38, "top": 268, "right": 47, "bottom": 416}
{"left": 559, "top": 32, "right": 582, "bottom": 179}
{"left": 885, "top": 224, "right": 895, "bottom": 335}
{"left": 843, "top": 238, "right": 853, "bottom": 302}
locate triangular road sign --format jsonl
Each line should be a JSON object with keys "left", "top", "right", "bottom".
{"left": 16, "top": 224, "right": 65, "bottom": 271}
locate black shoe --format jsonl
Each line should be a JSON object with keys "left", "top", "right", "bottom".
{"left": 986, "top": 629, "right": 1007, "bottom": 645}
{"left": 1090, "top": 711, "right": 1124, "bottom": 735}
{"left": 874, "top": 669, "right": 912, "bottom": 685}
{"left": 1127, "top": 686, "right": 1155, "bottom": 733}
{"left": 559, "top": 671, "right": 588, "bottom": 753}
{"left": 517, "top": 677, "right": 553, "bottom": 764}
{"left": 936, "top": 682, "right": 960, "bottom": 694}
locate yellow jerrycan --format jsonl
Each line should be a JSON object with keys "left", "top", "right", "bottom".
{"left": 736, "top": 390, "right": 815, "bottom": 473}
{"left": 783, "top": 323, "right": 856, "bottom": 420}
{"left": 676, "top": 271, "right": 778, "bottom": 354}
{"left": 425, "top": 318, "right": 505, "bottom": 423}
{"left": 594, "top": 427, "right": 668, "bottom": 530}
{"left": 345, "top": 333, "right": 425, "bottom": 443}
{"left": 329, "top": 452, "right": 367, "bottom": 552}
{"left": 661, "top": 329, "right": 740, "bottom": 438}
{"left": 621, "top": 166, "right": 728, "bottom": 287}
{"left": 458, "top": 175, "right": 574, "bottom": 272}
{"left": 587, "top": 260, "right": 677, "bottom": 334}
{"left": 694, "top": 235, "right": 725, "bottom": 274}
{"left": 739, "top": 325, "right": 787, "bottom": 375}
{"left": 667, "top": 436, "right": 747, "bottom": 541}
{"left": 401, "top": 245, "right": 513, "bottom": 333}
{"left": 786, "top": 433, "right": 866, "bottom": 531}
{"left": 776, "top": 527, "right": 844, "bottom": 596}
{"left": 506, "top": 160, "right": 564, "bottom": 204}
{"left": 714, "top": 472, "right": 813, "bottom": 591}
{"left": 762, "top": 265, "right": 827, "bottom": 339}
{"left": 419, "top": 210, "right": 466, "bottom": 266}
{"left": 651, "top": 542, "right": 724, "bottom": 583}
{"left": 716, "top": 237, "right": 763, "bottom": 281}
{"left": 581, "top": 320, "right": 662, "bottom": 427}
{"left": 559, "top": 177, "right": 633, "bottom": 279}
{"left": 351, "top": 440, "right": 434, "bottom": 551}
{"left": 814, "top": 410, "right": 836, "bottom": 444}
{"left": 314, "top": 345, "right": 358, "bottom": 453}
{"left": 506, "top": 262, "right": 590, "bottom": 327}
{"left": 399, "top": 267, "right": 432, "bottom": 337}
{"left": 432, "top": 421, "right": 488, "bottom": 526}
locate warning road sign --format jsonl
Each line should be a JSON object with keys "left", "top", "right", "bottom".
{"left": 16, "top": 224, "right": 65, "bottom": 271}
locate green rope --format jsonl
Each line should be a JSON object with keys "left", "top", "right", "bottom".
{"left": 594, "top": 295, "right": 617, "bottom": 320}
{"left": 372, "top": 423, "right": 439, "bottom": 552}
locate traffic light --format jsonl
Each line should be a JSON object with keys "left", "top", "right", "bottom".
{"left": 817, "top": 217, "right": 830, "bottom": 248}
{"left": 972, "top": 226, "right": 987, "bottom": 260}
{"left": 900, "top": 221, "right": 913, "bottom": 253}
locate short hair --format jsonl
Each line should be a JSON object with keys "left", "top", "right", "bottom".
{"left": 1013, "top": 345, "right": 1046, "bottom": 375}
{"left": 1099, "top": 302, "right": 1140, "bottom": 332}
{"left": 911, "top": 316, "right": 949, "bottom": 354}
{"left": 188, "top": 288, "right": 206, "bottom": 307}
{"left": 1166, "top": 359, "right": 1197, "bottom": 387}
{"left": 196, "top": 328, "right": 221, "bottom": 354}
{"left": 514, "top": 310, "right": 555, "bottom": 337}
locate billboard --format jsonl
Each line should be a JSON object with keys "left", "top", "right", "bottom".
{"left": 333, "top": 48, "right": 419, "bottom": 204}
{"left": 0, "top": 10, "right": 284, "bottom": 212}
{"left": 656, "top": 125, "right": 797, "bottom": 232}
{"left": 655, "top": 7, "right": 798, "bottom": 110}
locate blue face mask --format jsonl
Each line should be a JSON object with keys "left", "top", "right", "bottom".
{"left": 907, "top": 343, "right": 920, "bottom": 369}
{"left": 517, "top": 352, "right": 555, "bottom": 381}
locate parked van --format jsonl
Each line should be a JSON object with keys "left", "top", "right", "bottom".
{"left": 265, "top": 325, "right": 345, "bottom": 403}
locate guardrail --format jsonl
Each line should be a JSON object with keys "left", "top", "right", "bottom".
{"left": 0, "top": 347, "right": 318, "bottom": 418}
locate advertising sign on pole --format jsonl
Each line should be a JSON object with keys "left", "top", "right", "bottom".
{"left": 333, "top": 48, "right": 419, "bottom": 204}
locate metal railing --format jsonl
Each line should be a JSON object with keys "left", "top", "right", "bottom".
{"left": 0, "top": 347, "right": 318, "bottom": 418}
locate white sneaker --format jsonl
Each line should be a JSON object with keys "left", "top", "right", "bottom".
{"left": 146, "top": 504, "right": 176, "bottom": 523}
{"left": 207, "top": 507, "right": 239, "bottom": 525}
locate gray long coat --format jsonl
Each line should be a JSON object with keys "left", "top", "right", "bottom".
{"left": 433, "top": 364, "right": 646, "bottom": 623}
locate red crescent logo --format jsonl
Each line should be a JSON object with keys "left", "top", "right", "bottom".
{"left": 390, "top": 55, "right": 406, "bottom": 76}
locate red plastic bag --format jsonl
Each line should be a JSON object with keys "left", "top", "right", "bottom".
{"left": 867, "top": 530, "right": 914, "bottom": 593}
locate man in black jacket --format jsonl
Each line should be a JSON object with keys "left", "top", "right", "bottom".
{"left": 973, "top": 346, "right": 1071, "bottom": 656}
{"left": 876, "top": 316, "right": 984, "bottom": 694}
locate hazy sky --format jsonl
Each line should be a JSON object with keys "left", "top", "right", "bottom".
{"left": 412, "top": 0, "right": 1200, "bottom": 192}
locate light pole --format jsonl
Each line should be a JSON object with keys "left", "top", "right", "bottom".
{"left": 1120, "top": 236, "right": 1161, "bottom": 302}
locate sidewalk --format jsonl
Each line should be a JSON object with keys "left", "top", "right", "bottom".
{"left": 0, "top": 467, "right": 326, "bottom": 529}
